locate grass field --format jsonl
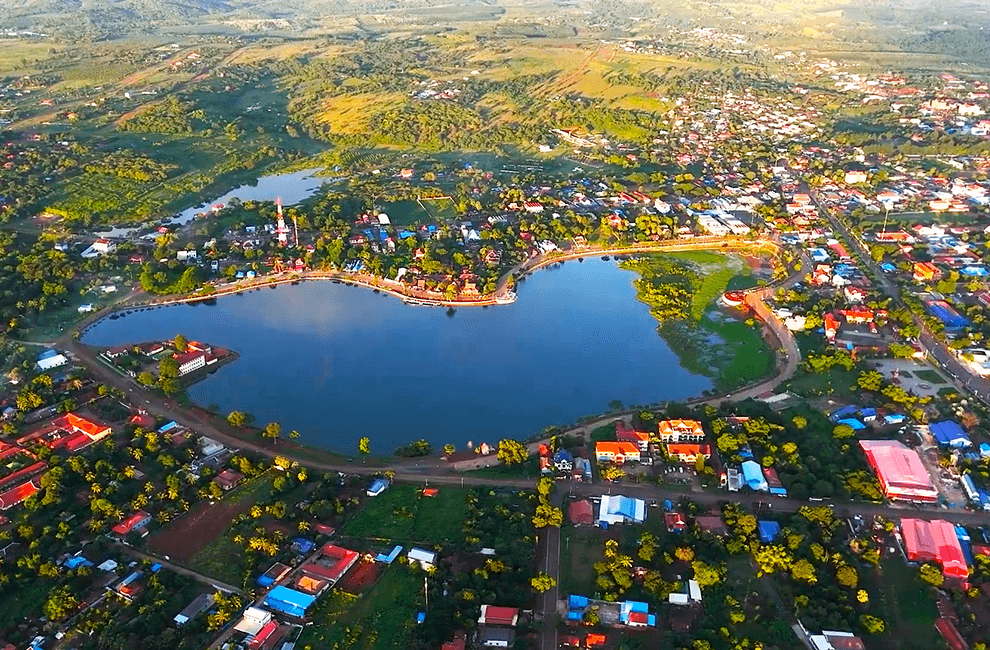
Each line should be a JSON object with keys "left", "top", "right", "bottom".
{"left": 865, "top": 560, "right": 940, "bottom": 650}
{"left": 341, "top": 484, "right": 468, "bottom": 543}
{"left": 383, "top": 199, "right": 432, "bottom": 225}
{"left": 464, "top": 456, "right": 539, "bottom": 478}
{"left": 298, "top": 564, "right": 423, "bottom": 650}
{"left": 786, "top": 366, "right": 860, "bottom": 398}
{"left": 559, "top": 525, "right": 607, "bottom": 596}
{"left": 913, "top": 369, "right": 947, "bottom": 384}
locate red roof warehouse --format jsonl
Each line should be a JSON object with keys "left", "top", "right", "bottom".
{"left": 901, "top": 519, "right": 969, "bottom": 579}
{"left": 859, "top": 440, "right": 938, "bottom": 502}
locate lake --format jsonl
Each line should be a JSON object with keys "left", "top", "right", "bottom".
{"left": 82, "top": 259, "right": 711, "bottom": 453}
{"left": 168, "top": 168, "right": 328, "bottom": 225}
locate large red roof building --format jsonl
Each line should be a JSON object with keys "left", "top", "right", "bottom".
{"left": 900, "top": 518, "right": 969, "bottom": 579}
{"left": 859, "top": 440, "right": 938, "bottom": 502}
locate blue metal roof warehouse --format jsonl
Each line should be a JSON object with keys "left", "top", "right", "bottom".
{"left": 930, "top": 421, "right": 972, "bottom": 448}
{"left": 263, "top": 585, "right": 316, "bottom": 617}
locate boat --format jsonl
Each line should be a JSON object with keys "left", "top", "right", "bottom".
{"left": 495, "top": 291, "right": 517, "bottom": 305}
{"left": 720, "top": 291, "right": 746, "bottom": 308}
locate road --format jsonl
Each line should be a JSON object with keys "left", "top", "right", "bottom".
{"left": 114, "top": 542, "right": 245, "bottom": 595}
{"left": 537, "top": 492, "right": 563, "bottom": 650}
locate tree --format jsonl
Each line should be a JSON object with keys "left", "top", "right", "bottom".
{"left": 638, "top": 532, "right": 659, "bottom": 561}
{"left": 856, "top": 589, "right": 869, "bottom": 604}
{"left": 497, "top": 439, "right": 528, "bottom": 465}
{"left": 836, "top": 565, "right": 858, "bottom": 588}
{"left": 263, "top": 421, "right": 282, "bottom": 440}
{"left": 43, "top": 585, "right": 78, "bottom": 621}
{"left": 859, "top": 614, "right": 885, "bottom": 634}
{"left": 159, "top": 357, "right": 179, "bottom": 380}
{"left": 137, "top": 372, "right": 156, "bottom": 387}
{"left": 532, "top": 502, "right": 563, "bottom": 528}
{"left": 792, "top": 415, "right": 807, "bottom": 429}
{"left": 289, "top": 430, "right": 300, "bottom": 439}
{"left": 160, "top": 377, "right": 180, "bottom": 396}
{"left": 359, "top": 436, "right": 371, "bottom": 456}
{"left": 918, "top": 563, "right": 944, "bottom": 586}
{"left": 531, "top": 572, "right": 556, "bottom": 593}
{"left": 691, "top": 560, "right": 725, "bottom": 588}
{"left": 601, "top": 465, "right": 624, "bottom": 482}
{"left": 173, "top": 334, "right": 188, "bottom": 352}
{"left": 791, "top": 559, "right": 817, "bottom": 584}
{"left": 832, "top": 423, "right": 855, "bottom": 439}
{"left": 674, "top": 546, "right": 695, "bottom": 562}
{"left": 227, "top": 411, "right": 248, "bottom": 428}
{"left": 443, "top": 444, "right": 455, "bottom": 456}
{"left": 857, "top": 371, "right": 884, "bottom": 391}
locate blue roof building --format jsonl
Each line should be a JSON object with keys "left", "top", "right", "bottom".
{"left": 837, "top": 418, "right": 866, "bottom": 431}
{"left": 263, "top": 585, "right": 316, "bottom": 617}
{"left": 374, "top": 545, "right": 403, "bottom": 564}
{"left": 291, "top": 538, "right": 315, "bottom": 554}
{"left": 758, "top": 520, "right": 781, "bottom": 543}
{"left": 741, "top": 461, "right": 768, "bottom": 492}
{"left": 981, "top": 443, "right": 990, "bottom": 458}
{"left": 830, "top": 405, "right": 859, "bottom": 421}
{"left": 930, "top": 421, "right": 972, "bottom": 448}
{"left": 367, "top": 478, "right": 390, "bottom": 497}
{"left": 63, "top": 556, "right": 93, "bottom": 570}
{"left": 884, "top": 413, "right": 906, "bottom": 426}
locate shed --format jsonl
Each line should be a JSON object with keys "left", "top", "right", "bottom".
{"left": 837, "top": 418, "right": 866, "bottom": 431}
{"left": 174, "top": 593, "right": 214, "bottom": 625}
{"left": 367, "top": 478, "right": 389, "bottom": 497}
{"left": 374, "top": 545, "right": 403, "bottom": 564}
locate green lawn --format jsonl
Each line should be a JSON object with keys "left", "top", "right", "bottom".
{"left": 913, "top": 369, "right": 946, "bottom": 384}
{"left": 785, "top": 367, "right": 860, "bottom": 398}
{"left": 865, "top": 560, "right": 940, "bottom": 650}
{"left": 559, "top": 525, "right": 606, "bottom": 596}
{"left": 298, "top": 564, "right": 424, "bottom": 650}
{"left": 465, "top": 456, "right": 539, "bottom": 478}
{"left": 0, "top": 578, "right": 52, "bottom": 629}
{"left": 342, "top": 484, "right": 469, "bottom": 544}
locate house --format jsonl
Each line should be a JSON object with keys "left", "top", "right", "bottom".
{"left": 595, "top": 442, "right": 641, "bottom": 464}
{"left": 174, "top": 351, "right": 207, "bottom": 376}
{"left": 408, "top": 547, "right": 436, "bottom": 570}
{"left": 174, "top": 593, "right": 214, "bottom": 625}
{"left": 619, "top": 600, "right": 656, "bottom": 627}
{"left": 657, "top": 419, "right": 705, "bottom": 443}
{"left": 233, "top": 607, "right": 273, "bottom": 636}
{"left": 112, "top": 511, "right": 152, "bottom": 537}
{"left": 597, "top": 494, "right": 646, "bottom": 526}
{"left": 666, "top": 443, "right": 711, "bottom": 463}
{"left": 914, "top": 262, "right": 941, "bottom": 282}
{"left": 478, "top": 605, "right": 519, "bottom": 626}
{"left": 478, "top": 626, "right": 515, "bottom": 648}
{"left": 367, "top": 478, "right": 390, "bottom": 497}
{"left": 257, "top": 562, "right": 291, "bottom": 587}
{"left": 844, "top": 171, "right": 868, "bottom": 184}
{"left": 809, "top": 630, "right": 866, "bottom": 650}
{"left": 36, "top": 351, "right": 68, "bottom": 372}
{"left": 441, "top": 631, "right": 467, "bottom": 650}
{"left": 213, "top": 469, "right": 243, "bottom": 491}
{"left": 615, "top": 420, "right": 650, "bottom": 451}
{"left": 552, "top": 450, "right": 573, "bottom": 472}
{"left": 568, "top": 500, "right": 594, "bottom": 526}
{"left": 0, "top": 480, "right": 40, "bottom": 510}
{"left": 263, "top": 585, "right": 316, "bottom": 617}
{"left": 665, "top": 511, "right": 687, "bottom": 533}
{"left": 695, "top": 515, "right": 729, "bottom": 537}
{"left": 301, "top": 544, "right": 359, "bottom": 585}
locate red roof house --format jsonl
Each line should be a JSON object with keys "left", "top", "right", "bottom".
{"left": 568, "top": 500, "right": 594, "bottom": 526}
{"left": 934, "top": 618, "right": 968, "bottom": 650}
{"left": 478, "top": 605, "right": 519, "bottom": 627}
{"left": 112, "top": 511, "right": 152, "bottom": 537}
{"left": 0, "top": 480, "right": 40, "bottom": 510}
{"left": 901, "top": 519, "right": 969, "bottom": 579}
{"left": 301, "top": 544, "right": 359, "bottom": 584}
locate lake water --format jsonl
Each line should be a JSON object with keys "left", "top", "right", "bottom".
{"left": 82, "top": 259, "right": 711, "bottom": 453}
{"left": 168, "top": 168, "right": 328, "bottom": 225}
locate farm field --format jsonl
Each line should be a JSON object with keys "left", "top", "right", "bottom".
{"left": 159, "top": 474, "right": 274, "bottom": 573}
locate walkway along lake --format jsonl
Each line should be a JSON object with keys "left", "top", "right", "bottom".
{"left": 81, "top": 259, "right": 712, "bottom": 453}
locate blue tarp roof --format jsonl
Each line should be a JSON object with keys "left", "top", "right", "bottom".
{"left": 885, "top": 414, "right": 906, "bottom": 424}
{"left": 375, "top": 545, "right": 403, "bottom": 564}
{"left": 930, "top": 421, "right": 972, "bottom": 448}
{"left": 569, "top": 595, "right": 589, "bottom": 609}
{"left": 758, "top": 520, "right": 781, "bottom": 543}
{"left": 860, "top": 408, "right": 877, "bottom": 417}
{"left": 981, "top": 443, "right": 990, "bottom": 456}
{"left": 837, "top": 418, "right": 866, "bottom": 431}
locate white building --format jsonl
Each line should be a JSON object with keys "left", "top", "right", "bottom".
{"left": 176, "top": 352, "right": 207, "bottom": 376}
{"left": 36, "top": 354, "right": 69, "bottom": 372}
{"left": 597, "top": 495, "right": 646, "bottom": 526}
{"left": 407, "top": 547, "right": 436, "bottom": 570}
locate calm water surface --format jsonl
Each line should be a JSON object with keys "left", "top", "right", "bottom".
{"left": 82, "top": 259, "right": 711, "bottom": 453}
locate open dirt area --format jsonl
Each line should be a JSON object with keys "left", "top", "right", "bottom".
{"left": 147, "top": 496, "right": 252, "bottom": 563}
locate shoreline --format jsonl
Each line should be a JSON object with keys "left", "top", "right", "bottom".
{"left": 78, "top": 236, "right": 779, "bottom": 336}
